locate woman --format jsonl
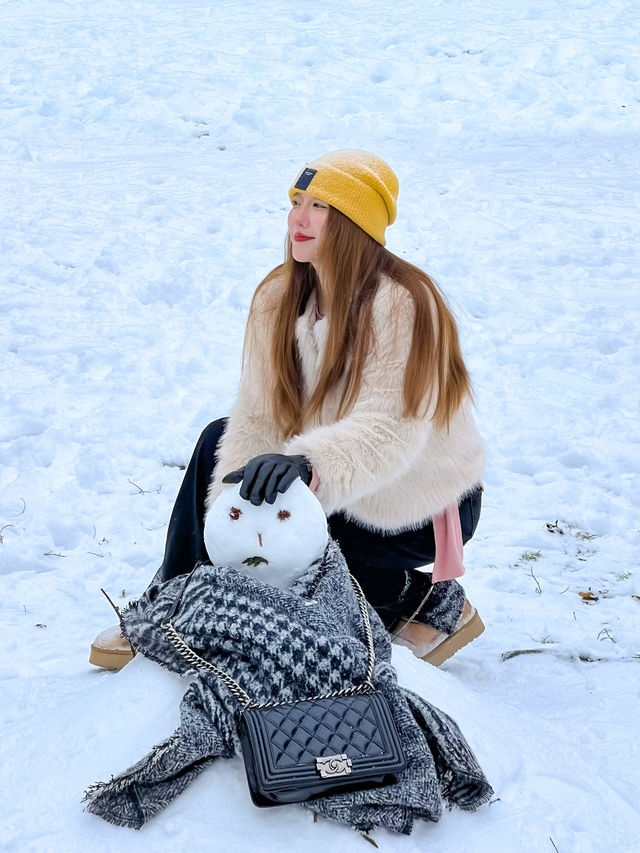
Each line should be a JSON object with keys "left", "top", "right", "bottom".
{"left": 90, "top": 149, "right": 486, "bottom": 671}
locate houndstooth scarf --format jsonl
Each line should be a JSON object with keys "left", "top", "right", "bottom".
{"left": 84, "top": 539, "right": 492, "bottom": 834}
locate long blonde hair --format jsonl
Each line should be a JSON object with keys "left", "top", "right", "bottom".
{"left": 251, "top": 207, "right": 471, "bottom": 440}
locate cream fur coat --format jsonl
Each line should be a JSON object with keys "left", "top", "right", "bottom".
{"left": 207, "top": 274, "right": 485, "bottom": 533}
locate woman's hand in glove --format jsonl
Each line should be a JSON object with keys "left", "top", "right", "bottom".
{"left": 222, "top": 454, "right": 313, "bottom": 505}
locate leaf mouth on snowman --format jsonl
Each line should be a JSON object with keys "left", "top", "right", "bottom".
{"left": 242, "top": 556, "right": 269, "bottom": 567}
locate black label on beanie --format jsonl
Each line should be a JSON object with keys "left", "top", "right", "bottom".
{"left": 294, "top": 168, "right": 317, "bottom": 191}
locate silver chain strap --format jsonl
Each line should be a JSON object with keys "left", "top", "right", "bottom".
{"left": 390, "top": 582, "right": 435, "bottom": 640}
{"left": 161, "top": 574, "right": 376, "bottom": 711}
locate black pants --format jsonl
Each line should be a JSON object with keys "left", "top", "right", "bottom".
{"left": 153, "top": 419, "right": 482, "bottom": 633}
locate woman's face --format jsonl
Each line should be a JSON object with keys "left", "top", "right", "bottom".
{"left": 287, "top": 193, "right": 329, "bottom": 266}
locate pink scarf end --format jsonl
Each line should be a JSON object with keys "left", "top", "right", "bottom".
{"left": 432, "top": 503, "right": 465, "bottom": 582}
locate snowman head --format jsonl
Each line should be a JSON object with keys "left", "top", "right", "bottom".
{"left": 203, "top": 478, "right": 328, "bottom": 589}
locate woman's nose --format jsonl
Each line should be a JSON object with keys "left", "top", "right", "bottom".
{"left": 292, "top": 203, "right": 308, "bottom": 226}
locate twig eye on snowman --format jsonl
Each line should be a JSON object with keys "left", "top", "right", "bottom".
{"left": 203, "top": 478, "right": 328, "bottom": 590}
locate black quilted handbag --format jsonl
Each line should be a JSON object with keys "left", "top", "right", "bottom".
{"left": 239, "top": 690, "right": 405, "bottom": 805}
{"left": 163, "top": 575, "right": 406, "bottom": 807}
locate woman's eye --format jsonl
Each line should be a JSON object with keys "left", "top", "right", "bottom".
{"left": 277, "top": 509, "right": 291, "bottom": 521}
{"left": 229, "top": 507, "right": 242, "bottom": 521}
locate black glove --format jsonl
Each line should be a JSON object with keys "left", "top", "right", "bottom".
{"left": 222, "top": 453, "right": 313, "bottom": 506}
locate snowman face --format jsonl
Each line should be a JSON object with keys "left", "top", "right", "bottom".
{"left": 203, "top": 478, "right": 328, "bottom": 589}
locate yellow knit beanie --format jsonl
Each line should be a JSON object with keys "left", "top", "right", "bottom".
{"left": 288, "top": 149, "right": 398, "bottom": 245}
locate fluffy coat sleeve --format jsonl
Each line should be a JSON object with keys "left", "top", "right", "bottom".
{"left": 284, "top": 282, "right": 436, "bottom": 518}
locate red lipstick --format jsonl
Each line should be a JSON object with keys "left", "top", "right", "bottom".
{"left": 293, "top": 233, "right": 313, "bottom": 242}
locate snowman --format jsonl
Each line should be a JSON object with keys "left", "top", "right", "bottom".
{"left": 203, "top": 477, "right": 329, "bottom": 589}
{"left": 85, "top": 478, "right": 330, "bottom": 771}
{"left": 90, "top": 477, "right": 328, "bottom": 670}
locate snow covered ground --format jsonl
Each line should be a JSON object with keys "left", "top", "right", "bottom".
{"left": 1, "top": 1, "right": 639, "bottom": 850}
